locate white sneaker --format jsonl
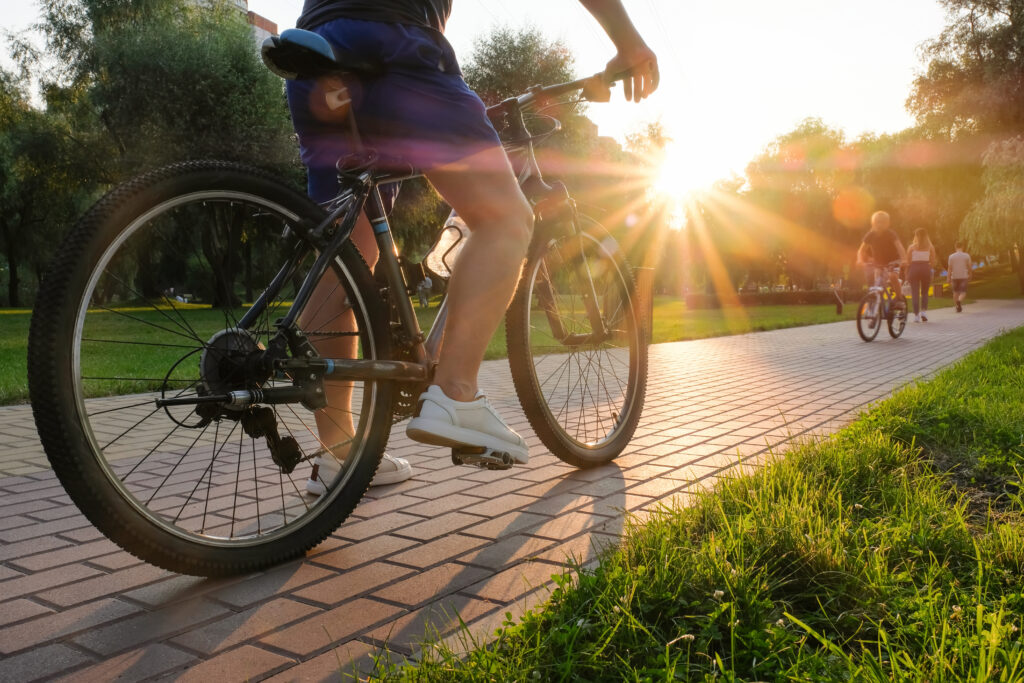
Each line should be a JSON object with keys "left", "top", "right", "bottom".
{"left": 406, "top": 385, "right": 529, "bottom": 464}
{"left": 305, "top": 452, "right": 412, "bottom": 496}
{"left": 913, "top": 314, "right": 921, "bottom": 323}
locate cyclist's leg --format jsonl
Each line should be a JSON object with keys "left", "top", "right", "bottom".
{"left": 300, "top": 212, "right": 379, "bottom": 447}
{"left": 425, "top": 147, "right": 534, "bottom": 402}
{"left": 403, "top": 147, "right": 532, "bottom": 463}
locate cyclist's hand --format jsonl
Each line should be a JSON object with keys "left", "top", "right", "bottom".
{"left": 605, "top": 44, "right": 659, "bottom": 103}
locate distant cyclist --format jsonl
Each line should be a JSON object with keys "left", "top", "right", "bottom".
{"left": 856, "top": 211, "right": 907, "bottom": 294}
{"left": 287, "top": 0, "right": 660, "bottom": 492}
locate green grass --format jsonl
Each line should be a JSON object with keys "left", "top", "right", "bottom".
{"left": 377, "top": 326, "right": 1024, "bottom": 681}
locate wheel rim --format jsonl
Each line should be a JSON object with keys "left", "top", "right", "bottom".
{"left": 858, "top": 296, "right": 881, "bottom": 341}
{"left": 522, "top": 232, "right": 640, "bottom": 449}
{"left": 71, "top": 191, "right": 379, "bottom": 548}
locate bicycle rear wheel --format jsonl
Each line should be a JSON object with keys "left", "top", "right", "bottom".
{"left": 506, "top": 215, "right": 647, "bottom": 468}
{"left": 28, "top": 161, "right": 393, "bottom": 576}
{"left": 856, "top": 292, "right": 882, "bottom": 342}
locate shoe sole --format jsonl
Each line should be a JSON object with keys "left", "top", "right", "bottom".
{"left": 305, "top": 457, "right": 413, "bottom": 496}
{"left": 407, "top": 417, "right": 528, "bottom": 464}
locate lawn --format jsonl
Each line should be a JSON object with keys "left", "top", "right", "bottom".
{"left": 379, "top": 324, "right": 1024, "bottom": 681}
{"left": 2, "top": 270, "right": 1019, "bottom": 406}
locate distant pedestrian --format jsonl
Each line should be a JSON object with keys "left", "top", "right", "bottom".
{"left": 416, "top": 275, "right": 433, "bottom": 309}
{"left": 947, "top": 241, "right": 972, "bottom": 313}
{"left": 904, "top": 228, "right": 937, "bottom": 322}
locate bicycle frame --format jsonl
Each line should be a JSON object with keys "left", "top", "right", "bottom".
{"left": 217, "top": 79, "right": 609, "bottom": 399}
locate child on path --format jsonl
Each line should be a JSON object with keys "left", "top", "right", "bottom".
{"left": 947, "top": 242, "right": 972, "bottom": 313}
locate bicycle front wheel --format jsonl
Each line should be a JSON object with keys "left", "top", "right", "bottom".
{"left": 856, "top": 292, "right": 882, "bottom": 342}
{"left": 888, "top": 295, "right": 908, "bottom": 338}
{"left": 28, "top": 161, "right": 393, "bottom": 576}
{"left": 506, "top": 215, "right": 648, "bottom": 468}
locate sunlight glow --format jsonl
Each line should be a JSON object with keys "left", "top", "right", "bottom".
{"left": 651, "top": 142, "right": 715, "bottom": 203}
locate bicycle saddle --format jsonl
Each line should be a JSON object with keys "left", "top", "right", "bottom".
{"left": 261, "top": 29, "right": 383, "bottom": 80}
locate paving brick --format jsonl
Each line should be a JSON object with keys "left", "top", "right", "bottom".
{"left": 9, "top": 538, "right": 121, "bottom": 573}
{"left": 171, "top": 644, "right": 294, "bottom": 682}
{"left": 0, "top": 516, "right": 92, "bottom": 544}
{"left": 372, "top": 563, "right": 492, "bottom": 608}
{"left": 393, "top": 511, "right": 483, "bottom": 541}
{"left": 0, "top": 597, "right": 141, "bottom": 655}
{"left": 119, "top": 574, "right": 246, "bottom": 608}
{"left": 462, "top": 560, "right": 564, "bottom": 602}
{"left": 261, "top": 640, "right": 379, "bottom": 682}
{"left": 0, "top": 599, "right": 54, "bottom": 628}
{"left": 259, "top": 598, "right": 404, "bottom": 658}
{"left": 625, "top": 476, "right": 686, "bottom": 500}
{"left": 87, "top": 552, "right": 143, "bottom": 572}
{"left": 388, "top": 534, "right": 489, "bottom": 570}
{"left": 402, "top": 479, "right": 474, "bottom": 501}
{"left": 37, "top": 563, "right": 171, "bottom": 607}
{"left": 210, "top": 562, "right": 336, "bottom": 609}
{"left": 461, "top": 493, "right": 537, "bottom": 518}
{"left": 533, "top": 531, "right": 620, "bottom": 567}
{"left": 72, "top": 598, "right": 231, "bottom": 656}
{"left": 0, "top": 563, "right": 102, "bottom": 601}
{"left": 459, "top": 534, "right": 555, "bottom": 570}
{"left": 0, "top": 642, "right": 94, "bottom": 681}
{"left": 402, "top": 494, "right": 483, "bottom": 518}
{"left": 52, "top": 643, "right": 196, "bottom": 682}
{"left": 311, "top": 534, "right": 418, "bottom": 571}
{"left": 334, "top": 512, "right": 421, "bottom": 541}
{"left": 293, "top": 562, "right": 413, "bottom": 607}
{"left": 528, "top": 511, "right": 608, "bottom": 541}
{"left": 363, "top": 594, "right": 495, "bottom": 653}
{"left": 460, "top": 511, "right": 549, "bottom": 541}
{"left": 172, "top": 598, "right": 319, "bottom": 655}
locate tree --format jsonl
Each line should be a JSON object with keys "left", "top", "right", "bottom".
{"left": 744, "top": 118, "right": 850, "bottom": 289}
{"left": 908, "top": 0, "right": 1024, "bottom": 139}
{"left": 961, "top": 136, "right": 1024, "bottom": 291}
{"left": 0, "top": 68, "right": 97, "bottom": 307}
{"left": 462, "top": 25, "right": 575, "bottom": 106}
{"left": 16, "top": 0, "right": 303, "bottom": 308}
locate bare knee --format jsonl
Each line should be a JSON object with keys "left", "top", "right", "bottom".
{"left": 463, "top": 194, "right": 534, "bottom": 253}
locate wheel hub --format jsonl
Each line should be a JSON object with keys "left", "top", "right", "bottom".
{"left": 199, "top": 328, "right": 267, "bottom": 409}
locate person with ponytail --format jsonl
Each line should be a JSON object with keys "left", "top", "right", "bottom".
{"left": 904, "top": 228, "right": 938, "bottom": 322}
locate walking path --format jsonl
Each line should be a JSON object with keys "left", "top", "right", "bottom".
{"left": 2, "top": 299, "right": 1023, "bottom": 681}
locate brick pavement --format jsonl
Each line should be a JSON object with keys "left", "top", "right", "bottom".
{"left": 1, "top": 298, "right": 1023, "bottom": 681}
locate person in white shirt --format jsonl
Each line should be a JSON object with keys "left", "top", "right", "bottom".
{"left": 904, "top": 228, "right": 937, "bottom": 322}
{"left": 947, "top": 242, "right": 973, "bottom": 313}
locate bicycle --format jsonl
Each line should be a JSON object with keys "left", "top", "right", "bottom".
{"left": 27, "top": 29, "right": 649, "bottom": 576}
{"left": 855, "top": 260, "right": 907, "bottom": 342}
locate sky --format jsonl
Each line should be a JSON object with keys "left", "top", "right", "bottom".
{"left": 2, "top": 0, "right": 949, "bottom": 191}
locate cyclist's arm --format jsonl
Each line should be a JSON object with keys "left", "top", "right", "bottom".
{"left": 894, "top": 238, "right": 907, "bottom": 263}
{"left": 856, "top": 241, "right": 870, "bottom": 266}
{"left": 578, "top": 0, "right": 659, "bottom": 102}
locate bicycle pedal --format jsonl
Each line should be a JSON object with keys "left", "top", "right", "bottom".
{"left": 450, "top": 447, "right": 515, "bottom": 470}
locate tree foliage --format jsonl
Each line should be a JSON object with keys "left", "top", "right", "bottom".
{"left": 961, "top": 136, "right": 1024, "bottom": 289}
{"left": 908, "top": 0, "right": 1024, "bottom": 138}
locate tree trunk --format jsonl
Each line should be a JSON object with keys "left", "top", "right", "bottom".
{"left": 1015, "top": 243, "right": 1024, "bottom": 294}
{"left": 2, "top": 228, "right": 20, "bottom": 308}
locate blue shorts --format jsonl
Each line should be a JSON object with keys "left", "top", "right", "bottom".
{"left": 285, "top": 19, "right": 502, "bottom": 204}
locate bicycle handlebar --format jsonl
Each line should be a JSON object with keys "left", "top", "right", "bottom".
{"left": 487, "top": 68, "right": 634, "bottom": 119}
